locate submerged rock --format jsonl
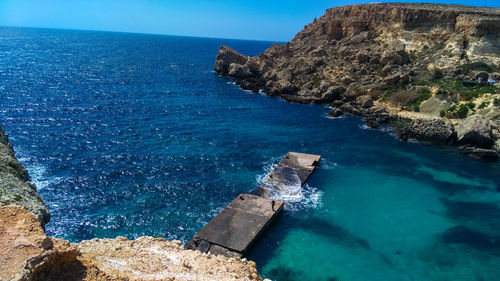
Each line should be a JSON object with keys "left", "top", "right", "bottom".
{"left": 458, "top": 145, "right": 499, "bottom": 162}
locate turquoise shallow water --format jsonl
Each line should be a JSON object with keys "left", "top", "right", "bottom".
{"left": 1, "top": 27, "right": 500, "bottom": 281}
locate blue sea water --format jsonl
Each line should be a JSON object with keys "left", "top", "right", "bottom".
{"left": 1, "top": 26, "right": 500, "bottom": 281}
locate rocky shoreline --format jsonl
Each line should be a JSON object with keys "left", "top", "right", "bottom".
{"left": 214, "top": 3, "right": 500, "bottom": 161}
{"left": 0, "top": 124, "right": 265, "bottom": 281}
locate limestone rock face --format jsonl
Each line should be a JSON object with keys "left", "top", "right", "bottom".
{"left": 214, "top": 3, "right": 500, "bottom": 104}
{"left": 457, "top": 114, "right": 493, "bottom": 148}
{"left": 0, "top": 124, "right": 50, "bottom": 225}
{"left": 408, "top": 117, "right": 456, "bottom": 143}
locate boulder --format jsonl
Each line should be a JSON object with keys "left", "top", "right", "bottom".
{"left": 380, "top": 50, "right": 409, "bottom": 66}
{"left": 321, "top": 86, "right": 345, "bottom": 102}
{"left": 457, "top": 115, "right": 493, "bottom": 148}
{"left": 214, "top": 46, "right": 248, "bottom": 75}
{"left": 339, "top": 103, "right": 361, "bottom": 116}
{"left": 365, "top": 117, "right": 380, "bottom": 128}
{"left": 381, "top": 65, "right": 395, "bottom": 76}
{"left": 328, "top": 108, "right": 343, "bottom": 118}
{"left": 384, "top": 74, "right": 401, "bottom": 86}
{"left": 408, "top": 118, "right": 456, "bottom": 143}
{"left": 356, "top": 95, "right": 374, "bottom": 108}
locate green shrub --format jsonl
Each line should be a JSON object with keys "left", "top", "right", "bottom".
{"left": 432, "top": 69, "right": 443, "bottom": 80}
{"left": 456, "top": 104, "right": 469, "bottom": 118}
{"left": 408, "top": 88, "right": 431, "bottom": 112}
{"left": 460, "top": 62, "right": 497, "bottom": 75}
{"left": 311, "top": 73, "right": 322, "bottom": 87}
{"left": 436, "top": 88, "right": 448, "bottom": 96}
{"left": 478, "top": 101, "right": 490, "bottom": 109}
{"left": 466, "top": 102, "right": 475, "bottom": 109}
{"left": 494, "top": 98, "right": 500, "bottom": 107}
{"left": 442, "top": 103, "right": 472, "bottom": 119}
{"left": 384, "top": 87, "right": 431, "bottom": 112}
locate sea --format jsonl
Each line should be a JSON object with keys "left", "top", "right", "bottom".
{"left": 1, "top": 26, "right": 500, "bottom": 281}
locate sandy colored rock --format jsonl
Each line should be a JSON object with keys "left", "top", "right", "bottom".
{"left": 75, "top": 237, "right": 263, "bottom": 281}
{"left": 0, "top": 206, "right": 78, "bottom": 281}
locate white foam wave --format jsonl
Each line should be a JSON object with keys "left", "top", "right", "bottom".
{"left": 256, "top": 157, "right": 323, "bottom": 211}
{"left": 321, "top": 159, "right": 338, "bottom": 170}
{"left": 27, "top": 164, "right": 62, "bottom": 190}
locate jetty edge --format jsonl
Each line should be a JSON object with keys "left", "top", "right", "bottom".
{"left": 185, "top": 152, "right": 321, "bottom": 257}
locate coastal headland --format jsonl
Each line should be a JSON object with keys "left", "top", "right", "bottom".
{"left": 215, "top": 3, "right": 500, "bottom": 161}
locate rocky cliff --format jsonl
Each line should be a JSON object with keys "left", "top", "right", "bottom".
{"left": 215, "top": 3, "right": 500, "bottom": 161}
{"left": 0, "top": 126, "right": 264, "bottom": 281}
{"left": 0, "top": 125, "right": 49, "bottom": 225}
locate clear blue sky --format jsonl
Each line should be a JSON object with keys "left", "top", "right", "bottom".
{"left": 0, "top": 0, "right": 498, "bottom": 41}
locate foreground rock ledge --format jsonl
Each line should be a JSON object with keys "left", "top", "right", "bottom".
{"left": 0, "top": 206, "right": 264, "bottom": 281}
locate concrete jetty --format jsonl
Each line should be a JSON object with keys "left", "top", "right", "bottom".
{"left": 186, "top": 152, "right": 321, "bottom": 257}
{"left": 250, "top": 152, "right": 321, "bottom": 197}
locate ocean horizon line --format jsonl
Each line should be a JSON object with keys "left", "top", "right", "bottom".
{"left": 0, "top": 24, "right": 285, "bottom": 44}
